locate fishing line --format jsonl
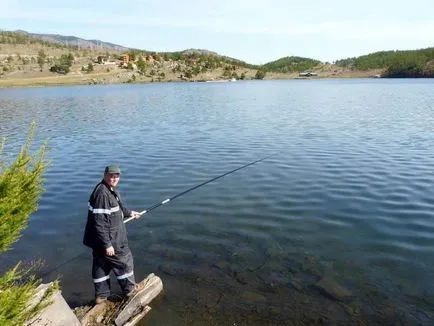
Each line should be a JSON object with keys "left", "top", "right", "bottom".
{"left": 39, "top": 153, "right": 276, "bottom": 278}
{"left": 123, "top": 152, "right": 276, "bottom": 223}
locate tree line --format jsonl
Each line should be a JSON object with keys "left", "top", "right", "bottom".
{"left": 335, "top": 48, "right": 434, "bottom": 77}
{"left": 0, "top": 31, "right": 76, "bottom": 50}
{"left": 262, "top": 56, "right": 321, "bottom": 73}
{"left": 3, "top": 30, "right": 433, "bottom": 78}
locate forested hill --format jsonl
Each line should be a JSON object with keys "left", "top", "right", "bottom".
{"left": 335, "top": 48, "right": 434, "bottom": 77}
{"left": 262, "top": 56, "right": 321, "bottom": 73}
{"left": 0, "top": 30, "right": 257, "bottom": 69}
{"left": 9, "top": 29, "right": 130, "bottom": 52}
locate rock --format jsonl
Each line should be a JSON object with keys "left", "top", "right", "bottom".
{"left": 289, "top": 278, "right": 303, "bottom": 291}
{"left": 25, "top": 283, "right": 80, "bottom": 326}
{"left": 315, "top": 277, "right": 352, "bottom": 301}
{"left": 72, "top": 305, "right": 92, "bottom": 321}
{"left": 80, "top": 300, "right": 113, "bottom": 326}
{"left": 212, "top": 260, "right": 228, "bottom": 269}
{"left": 343, "top": 304, "right": 353, "bottom": 315}
{"left": 159, "top": 264, "right": 178, "bottom": 276}
{"left": 240, "top": 291, "right": 266, "bottom": 302}
{"left": 232, "top": 270, "right": 248, "bottom": 285}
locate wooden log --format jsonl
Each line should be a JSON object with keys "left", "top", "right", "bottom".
{"left": 115, "top": 273, "right": 163, "bottom": 326}
{"left": 124, "top": 306, "right": 151, "bottom": 326}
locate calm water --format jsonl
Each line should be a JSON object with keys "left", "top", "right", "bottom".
{"left": 1, "top": 79, "right": 434, "bottom": 325}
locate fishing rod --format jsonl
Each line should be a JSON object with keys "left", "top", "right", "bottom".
{"left": 40, "top": 153, "right": 275, "bottom": 278}
{"left": 123, "top": 152, "right": 276, "bottom": 224}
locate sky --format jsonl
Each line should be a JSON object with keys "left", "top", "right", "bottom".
{"left": 1, "top": 0, "right": 433, "bottom": 64}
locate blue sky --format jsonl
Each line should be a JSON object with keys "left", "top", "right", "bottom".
{"left": 1, "top": 0, "right": 433, "bottom": 64}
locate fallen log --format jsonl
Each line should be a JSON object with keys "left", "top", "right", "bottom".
{"left": 80, "top": 273, "right": 163, "bottom": 326}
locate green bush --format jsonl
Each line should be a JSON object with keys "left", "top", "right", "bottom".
{"left": 254, "top": 70, "right": 266, "bottom": 80}
{"left": 0, "top": 123, "right": 58, "bottom": 325}
{"left": 49, "top": 53, "right": 73, "bottom": 74}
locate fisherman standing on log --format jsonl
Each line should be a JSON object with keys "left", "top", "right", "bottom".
{"left": 83, "top": 165, "right": 141, "bottom": 304}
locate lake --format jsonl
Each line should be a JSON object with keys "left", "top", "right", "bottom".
{"left": 1, "top": 79, "right": 433, "bottom": 325}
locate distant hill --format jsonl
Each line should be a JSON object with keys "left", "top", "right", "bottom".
{"left": 12, "top": 30, "right": 130, "bottom": 52}
{"left": 2, "top": 30, "right": 257, "bottom": 68}
{"left": 335, "top": 47, "right": 434, "bottom": 77}
{"left": 157, "top": 48, "right": 258, "bottom": 69}
{"left": 262, "top": 56, "right": 321, "bottom": 73}
{"left": 2, "top": 28, "right": 433, "bottom": 78}
{"left": 179, "top": 49, "right": 219, "bottom": 56}
{"left": 1, "top": 29, "right": 312, "bottom": 70}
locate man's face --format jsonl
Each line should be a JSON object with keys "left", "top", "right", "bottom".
{"left": 104, "top": 172, "right": 120, "bottom": 188}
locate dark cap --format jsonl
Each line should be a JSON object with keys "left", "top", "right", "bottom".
{"left": 105, "top": 165, "right": 121, "bottom": 174}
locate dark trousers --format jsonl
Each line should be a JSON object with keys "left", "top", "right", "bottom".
{"left": 92, "top": 247, "right": 135, "bottom": 297}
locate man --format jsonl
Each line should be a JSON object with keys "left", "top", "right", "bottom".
{"left": 83, "top": 165, "right": 141, "bottom": 304}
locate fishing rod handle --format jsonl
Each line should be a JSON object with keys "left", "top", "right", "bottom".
{"left": 124, "top": 210, "right": 147, "bottom": 224}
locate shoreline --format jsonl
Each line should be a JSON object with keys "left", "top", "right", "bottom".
{"left": 0, "top": 72, "right": 385, "bottom": 89}
{"left": 3, "top": 68, "right": 431, "bottom": 89}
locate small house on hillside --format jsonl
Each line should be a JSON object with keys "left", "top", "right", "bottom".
{"left": 121, "top": 54, "right": 130, "bottom": 63}
{"left": 299, "top": 72, "right": 318, "bottom": 77}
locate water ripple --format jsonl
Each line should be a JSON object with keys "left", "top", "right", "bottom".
{"left": 1, "top": 80, "right": 434, "bottom": 324}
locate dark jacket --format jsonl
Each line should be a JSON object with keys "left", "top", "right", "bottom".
{"left": 83, "top": 180, "right": 132, "bottom": 254}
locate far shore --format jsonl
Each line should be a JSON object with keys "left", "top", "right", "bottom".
{"left": 0, "top": 69, "right": 384, "bottom": 89}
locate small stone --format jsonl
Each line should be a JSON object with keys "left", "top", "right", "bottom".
{"left": 344, "top": 305, "right": 353, "bottom": 315}
{"left": 213, "top": 260, "right": 228, "bottom": 269}
{"left": 159, "top": 264, "right": 177, "bottom": 276}
{"left": 289, "top": 278, "right": 303, "bottom": 291}
{"left": 315, "top": 277, "right": 352, "bottom": 301}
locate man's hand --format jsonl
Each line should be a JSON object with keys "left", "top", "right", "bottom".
{"left": 131, "top": 211, "right": 141, "bottom": 219}
{"left": 106, "top": 246, "right": 115, "bottom": 256}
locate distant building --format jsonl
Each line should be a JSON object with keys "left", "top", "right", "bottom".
{"left": 299, "top": 72, "right": 318, "bottom": 77}
{"left": 121, "top": 54, "right": 130, "bottom": 63}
